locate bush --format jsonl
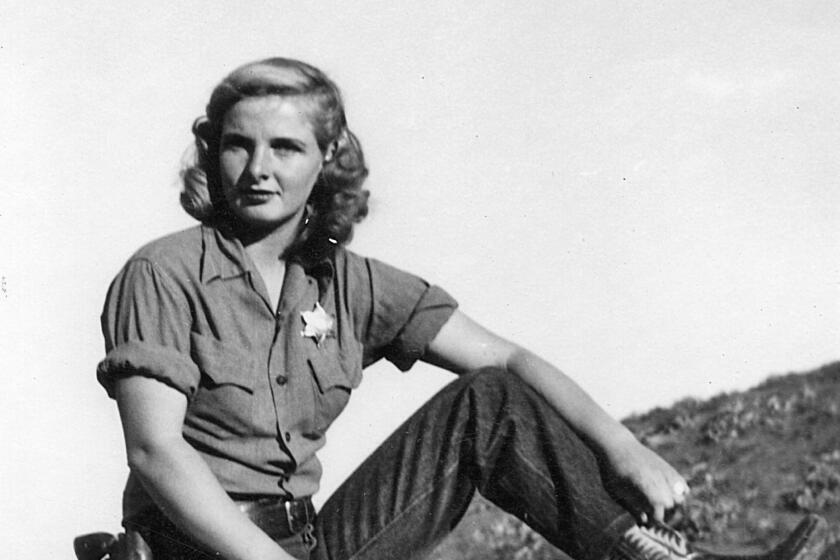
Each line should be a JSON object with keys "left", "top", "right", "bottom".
{"left": 781, "top": 450, "right": 840, "bottom": 513}
{"left": 670, "top": 463, "right": 742, "bottom": 540}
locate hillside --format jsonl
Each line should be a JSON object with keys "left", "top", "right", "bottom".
{"left": 430, "top": 361, "right": 840, "bottom": 560}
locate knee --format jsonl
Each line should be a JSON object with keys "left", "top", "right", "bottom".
{"left": 463, "top": 366, "right": 508, "bottom": 382}
{"left": 456, "top": 367, "right": 532, "bottom": 406}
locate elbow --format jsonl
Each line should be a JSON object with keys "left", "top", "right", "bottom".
{"left": 125, "top": 444, "right": 152, "bottom": 473}
{"left": 503, "top": 345, "right": 532, "bottom": 373}
{"left": 125, "top": 437, "right": 182, "bottom": 478}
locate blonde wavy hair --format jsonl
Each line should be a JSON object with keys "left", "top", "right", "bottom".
{"left": 180, "top": 57, "right": 369, "bottom": 257}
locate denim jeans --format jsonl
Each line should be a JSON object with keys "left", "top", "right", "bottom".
{"left": 308, "top": 368, "right": 634, "bottom": 560}
{"left": 131, "top": 368, "right": 634, "bottom": 559}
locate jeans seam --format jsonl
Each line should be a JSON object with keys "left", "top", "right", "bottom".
{"left": 508, "top": 438, "right": 626, "bottom": 560}
{"left": 510, "top": 444, "right": 555, "bottom": 489}
{"left": 346, "top": 460, "right": 461, "bottom": 560}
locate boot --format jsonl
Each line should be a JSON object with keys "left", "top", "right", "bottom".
{"left": 609, "top": 515, "right": 828, "bottom": 560}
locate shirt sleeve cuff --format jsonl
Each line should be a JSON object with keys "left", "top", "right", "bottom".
{"left": 97, "top": 341, "right": 200, "bottom": 399}
{"left": 386, "top": 285, "right": 458, "bottom": 371}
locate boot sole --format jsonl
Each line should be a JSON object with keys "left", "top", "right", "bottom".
{"left": 770, "top": 514, "right": 829, "bottom": 560}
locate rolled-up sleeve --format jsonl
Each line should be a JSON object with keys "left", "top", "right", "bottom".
{"left": 97, "top": 258, "right": 199, "bottom": 398}
{"left": 357, "top": 257, "right": 458, "bottom": 371}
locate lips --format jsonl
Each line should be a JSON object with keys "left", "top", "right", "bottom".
{"left": 237, "top": 189, "right": 280, "bottom": 203}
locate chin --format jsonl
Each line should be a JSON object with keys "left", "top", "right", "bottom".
{"left": 233, "top": 208, "right": 295, "bottom": 232}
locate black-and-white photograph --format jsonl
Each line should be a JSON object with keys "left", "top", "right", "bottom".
{"left": 2, "top": 3, "right": 838, "bottom": 559}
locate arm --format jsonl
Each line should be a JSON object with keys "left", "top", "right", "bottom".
{"left": 115, "top": 375, "right": 296, "bottom": 560}
{"left": 423, "top": 309, "right": 687, "bottom": 522}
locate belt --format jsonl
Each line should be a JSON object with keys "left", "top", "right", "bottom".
{"left": 234, "top": 496, "right": 317, "bottom": 540}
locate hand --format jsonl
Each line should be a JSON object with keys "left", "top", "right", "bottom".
{"left": 600, "top": 435, "right": 689, "bottom": 524}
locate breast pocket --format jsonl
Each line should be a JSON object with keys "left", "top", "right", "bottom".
{"left": 306, "top": 342, "right": 363, "bottom": 432}
{"left": 189, "top": 333, "right": 260, "bottom": 434}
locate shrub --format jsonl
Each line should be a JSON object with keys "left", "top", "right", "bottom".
{"left": 781, "top": 450, "right": 840, "bottom": 513}
{"left": 670, "top": 463, "right": 742, "bottom": 540}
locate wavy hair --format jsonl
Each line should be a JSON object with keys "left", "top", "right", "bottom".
{"left": 180, "top": 57, "right": 369, "bottom": 259}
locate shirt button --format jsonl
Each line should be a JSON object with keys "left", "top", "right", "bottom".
{"left": 284, "top": 432, "right": 292, "bottom": 442}
{"left": 275, "top": 375, "right": 288, "bottom": 385}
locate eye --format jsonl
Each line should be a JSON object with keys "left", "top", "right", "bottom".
{"left": 220, "top": 134, "right": 250, "bottom": 153}
{"left": 270, "top": 139, "right": 304, "bottom": 155}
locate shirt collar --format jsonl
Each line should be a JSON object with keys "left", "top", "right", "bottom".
{"left": 199, "top": 224, "right": 335, "bottom": 289}
{"left": 199, "top": 225, "right": 251, "bottom": 283}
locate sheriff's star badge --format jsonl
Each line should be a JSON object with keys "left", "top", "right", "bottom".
{"left": 300, "top": 302, "right": 335, "bottom": 346}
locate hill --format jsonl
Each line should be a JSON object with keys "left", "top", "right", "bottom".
{"left": 430, "top": 361, "right": 840, "bottom": 560}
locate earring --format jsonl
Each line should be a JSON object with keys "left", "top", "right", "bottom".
{"left": 325, "top": 138, "right": 339, "bottom": 163}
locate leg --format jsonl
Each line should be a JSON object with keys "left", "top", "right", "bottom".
{"left": 312, "top": 368, "right": 634, "bottom": 560}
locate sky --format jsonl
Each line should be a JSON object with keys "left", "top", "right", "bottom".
{"left": 1, "top": 1, "right": 838, "bottom": 557}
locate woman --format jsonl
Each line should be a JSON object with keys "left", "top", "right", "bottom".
{"left": 97, "top": 58, "right": 825, "bottom": 560}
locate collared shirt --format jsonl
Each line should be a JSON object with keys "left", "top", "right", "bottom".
{"left": 98, "top": 225, "right": 457, "bottom": 518}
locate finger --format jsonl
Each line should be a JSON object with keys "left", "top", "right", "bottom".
{"left": 653, "top": 488, "right": 674, "bottom": 522}
{"left": 654, "top": 503, "right": 665, "bottom": 522}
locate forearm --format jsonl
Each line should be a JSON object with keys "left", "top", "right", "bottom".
{"left": 505, "top": 348, "right": 637, "bottom": 453}
{"left": 426, "top": 310, "right": 686, "bottom": 519}
{"left": 506, "top": 347, "right": 690, "bottom": 520}
{"left": 127, "top": 437, "right": 295, "bottom": 560}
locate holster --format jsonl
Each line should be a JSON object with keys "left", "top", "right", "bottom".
{"left": 74, "top": 529, "right": 153, "bottom": 560}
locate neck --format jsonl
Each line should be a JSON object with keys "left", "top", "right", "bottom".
{"left": 233, "top": 213, "right": 305, "bottom": 269}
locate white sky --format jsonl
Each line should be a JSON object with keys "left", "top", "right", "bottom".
{"left": 1, "top": 1, "right": 838, "bottom": 557}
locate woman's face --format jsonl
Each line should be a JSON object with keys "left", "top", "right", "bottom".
{"left": 219, "top": 95, "right": 325, "bottom": 233}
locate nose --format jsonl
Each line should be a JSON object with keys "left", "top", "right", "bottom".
{"left": 247, "top": 147, "right": 271, "bottom": 182}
